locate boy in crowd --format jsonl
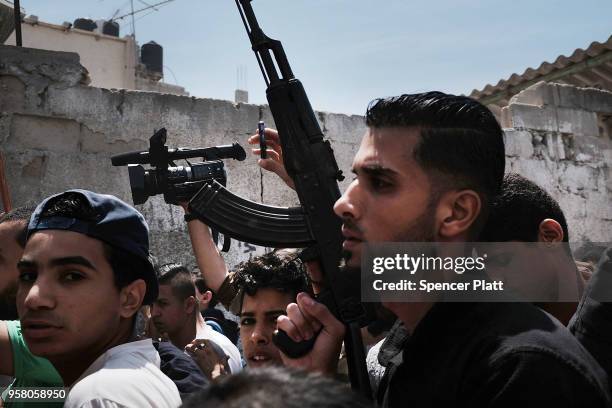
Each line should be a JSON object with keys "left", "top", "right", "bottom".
{"left": 1, "top": 204, "right": 206, "bottom": 403}
{"left": 151, "top": 263, "right": 242, "bottom": 373}
{"left": 182, "top": 201, "right": 312, "bottom": 368}
{"left": 480, "top": 172, "right": 589, "bottom": 324}
{"left": 230, "top": 250, "right": 312, "bottom": 367}
{"left": 16, "top": 190, "right": 181, "bottom": 407}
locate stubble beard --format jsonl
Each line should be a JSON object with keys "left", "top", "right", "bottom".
{"left": 341, "top": 201, "right": 437, "bottom": 267}
{"left": 339, "top": 201, "right": 438, "bottom": 321}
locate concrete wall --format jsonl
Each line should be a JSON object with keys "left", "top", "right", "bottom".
{"left": 1, "top": 46, "right": 610, "bottom": 272}
{"left": 134, "top": 76, "right": 188, "bottom": 96}
{"left": 6, "top": 21, "right": 136, "bottom": 90}
{"left": 4, "top": 20, "right": 187, "bottom": 96}
{"left": 501, "top": 81, "right": 612, "bottom": 242}
{"left": 0, "top": 45, "right": 364, "bottom": 270}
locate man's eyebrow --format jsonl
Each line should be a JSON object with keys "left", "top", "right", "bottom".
{"left": 240, "top": 311, "right": 254, "bottom": 317}
{"left": 264, "top": 310, "right": 286, "bottom": 316}
{"left": 49, "top": 256, "right": 96, "bottom": 270}
{"left": 17, "top": 259, "right": 36, "bottom": 269}
{"left": 353, "top": 164, "right": 399, "bottom": 177}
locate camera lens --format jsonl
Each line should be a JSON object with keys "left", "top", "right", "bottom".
{"left": 128, "top": 165, "right": 149, "bottom": 205}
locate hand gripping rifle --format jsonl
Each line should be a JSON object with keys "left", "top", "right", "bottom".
{"left": 182, "top": 0, "right": 374, "bottom": 397}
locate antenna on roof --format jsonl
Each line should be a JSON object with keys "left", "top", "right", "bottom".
{"left": 130, "top": 0, "right": 135, "bottom": 37}
{"left": 235, "top": 64, "right": 248, "bottom": 104}
{"left": 110, "top": 0, "right": 175, "bottom": 38}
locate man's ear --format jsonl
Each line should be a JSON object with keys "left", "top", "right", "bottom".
{"left": 201, "top": 290, "right": 213, "bottom": 304}
{"left": 184, "top": 296, "right": 197, "bottom": 314}
{"left": 436, "top": 189, "right": 481, "bottom": 240}
{"left": 538, "top": 219, "right": 564, "bottom": 242}
{"left": 119, "top": 279, "right": 146, "bottom": 318}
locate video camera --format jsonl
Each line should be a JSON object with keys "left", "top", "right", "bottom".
{"left": 111, "top": 128, "right": 246, "bottom": 205}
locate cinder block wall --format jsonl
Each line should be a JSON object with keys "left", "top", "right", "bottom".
{"left": 0, "top": 45, "right": 364, "bottom": 269}
{"left": 1, "top": 46, "right": 610, "bottom": 271}
{"left": 501, "top": 81, "right": 612, "bottom": 242}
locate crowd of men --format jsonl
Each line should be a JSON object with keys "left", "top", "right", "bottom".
{"left": 0, "top": 91, "right": 611, "bottom": 407}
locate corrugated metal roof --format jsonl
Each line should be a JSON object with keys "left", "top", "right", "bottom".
{"left": 470, "top": 35, "right": 612, "bottom": 108}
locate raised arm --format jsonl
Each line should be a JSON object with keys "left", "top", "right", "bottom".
{"left": 182, "top": 204, "right": 229, "bottom": 293}
{"left": 248, "top": 128, "right": 296, "bottom": 190}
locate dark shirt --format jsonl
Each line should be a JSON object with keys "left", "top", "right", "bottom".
{"left": 153, "top": 340, "right": 209, "bottom": 399}
{"left": 569, "top": 246, "right": 612, "bottom": 383}
{"left": 380, "top": 301, "right": 611, "bottom": 408}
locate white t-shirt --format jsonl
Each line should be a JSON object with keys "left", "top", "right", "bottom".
{"left": 367, "top": 337, "right": 387, "bottom": 393}
{"left": 64, "top": 339, "right": 181, "bottom": 408}
{"left": 195, "top": 323, "right": 243, "bottom": 374}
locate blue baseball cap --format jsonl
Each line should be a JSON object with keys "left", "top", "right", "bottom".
{"left": 27, "top": 189, "right": 158, "bottom": 304}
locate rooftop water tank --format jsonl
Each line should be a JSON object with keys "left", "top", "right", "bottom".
{"left": 141, "top": 41, "right": 163, "bottom": 74}
{"left": 102, "top": 20, "right": 119, "bottom": 37}
{"left": 73, "top": 18, "right": 96, "bottom": 31}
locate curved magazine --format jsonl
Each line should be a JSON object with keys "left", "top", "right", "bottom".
{"left": 188, "top": 180, "right": 314, "bottom": 247}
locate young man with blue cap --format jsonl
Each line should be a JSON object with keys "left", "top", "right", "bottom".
{"left": 16, "top": 189, "right": 181, "bottom": 407}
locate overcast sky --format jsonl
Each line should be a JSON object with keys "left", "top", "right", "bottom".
{"left": 14, "top": 0, "right": 612, "bottom": 115}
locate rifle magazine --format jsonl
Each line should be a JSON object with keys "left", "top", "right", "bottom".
{"left": 188, "top": 181, "right": 314, "bottom": 248}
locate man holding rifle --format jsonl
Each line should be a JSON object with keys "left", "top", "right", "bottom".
{"left": 106, "top": 3, "right": 611, "bottom": 405}
{"left": 258, "top": 92, "right": 611, "bottom": 407}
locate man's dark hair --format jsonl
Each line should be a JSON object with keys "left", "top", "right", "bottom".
{"left": 480, "top": 173, "right": 570, "bottom": 243}
{"left": 232, "top": 249, "right": 311, "bottom": 310}
{"left": 366, "top": 92, "right": 505, "bottom": 232}
{"left": 181, "top": 366, "right": 372, "bottom": 408}
{"left": 156, "top": 262, "right": 196, "bottom": 301}
{"left": 0, "top": 206, "right": 35, "bottom": 247}
{"left": 37, "top": 192, "right": 148, "bottom": 293}
{"left": 191, "top": 269, "right": 219, "bottom": 308}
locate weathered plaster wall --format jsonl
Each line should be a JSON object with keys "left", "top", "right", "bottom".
{"left": 0, "top": 45, "right": 364, "bottom": 269}
{"left": 1, "top": 46, "right": 610, "bottom": 272}
{"left": 501, "top": 81, "right": 612, "bottom": 242}
{"left": 6, "top": 22, "right": 136, "bottom": 90}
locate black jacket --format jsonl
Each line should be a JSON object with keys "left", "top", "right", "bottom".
{"left": 153, "top": 340, "right": 208, "bottom": 399}
{"left": 569, "top": 246, "right": 612, "bottom": 385}
{"left": 379, "top": 301, "right": 611, "bottom": 408}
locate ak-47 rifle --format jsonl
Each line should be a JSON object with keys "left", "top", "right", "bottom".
{"left": 111, "top": 0, "right": 374, "bottom": 396}
{"left": 182, "top": 0, "right": 374, "bottom": 398}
